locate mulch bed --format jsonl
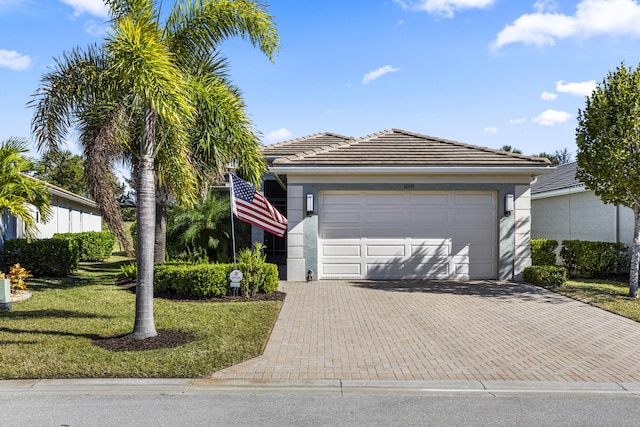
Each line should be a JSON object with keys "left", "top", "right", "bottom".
{"left": 91, "top": 279, "right": 285, "bottom": 352}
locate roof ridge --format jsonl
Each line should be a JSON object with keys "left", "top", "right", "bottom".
{"left": 261, "top": 131, "right": 353, "bottom": 150}
{"left": 273, "top": 133, "right": 356, "bottom": 164}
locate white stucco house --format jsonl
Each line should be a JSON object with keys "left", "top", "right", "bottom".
{"left": 531, "top": 162, "right": 634, "bottom": 248}
{"left": 258, "top": 129, "right": 552, "bottom": 282}
{"left": 0, "top": 179, "right": 102, "bottom": 246}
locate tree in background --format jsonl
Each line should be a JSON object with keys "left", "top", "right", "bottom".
{"left": 534, "top": 148, "right": 573, "bottom": 166}
{"left": 499, "top": 145, "right": 523, "bottom": 154}
{"left": 31, "top": 0, "right": 278, "bottom": 339}
{"left": 576, "top": 62, "right": 640, "bottom": 298}
{"left": 165, "top": 190, "right": 249, "bottom": 262}
{"left": 0, "top": 138, "right": 51, "bottom": 240}
{"left": 33, "top": 150, "right": 88, "bottom": 196}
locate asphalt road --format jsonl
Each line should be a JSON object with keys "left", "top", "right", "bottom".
{"left": 2, "top": 380, "right": 640, "bottom": 426}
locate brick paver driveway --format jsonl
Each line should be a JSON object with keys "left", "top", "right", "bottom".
{"left": 211, "top": 280, "right": 640, "bottom": 382}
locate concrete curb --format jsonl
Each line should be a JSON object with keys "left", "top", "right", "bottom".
{"left": 2, "top": 379, "right": 640, "bottom": 396}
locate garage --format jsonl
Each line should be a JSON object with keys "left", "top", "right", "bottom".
{"left": 318, "top": 191, "right": 497, "bottom": 280}
{"left": 264, "top": 128, "right": 552, "bottom": 282}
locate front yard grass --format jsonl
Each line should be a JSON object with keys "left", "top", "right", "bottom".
{"left": 542, "top": 278, "right": 640, "bottom": 322}
{"left": 0, "top": 255, "right": 282, "bottom": 379}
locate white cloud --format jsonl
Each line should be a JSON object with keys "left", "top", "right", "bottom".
{"left": 541, "top": 91, "right": 557, "bottom": 100}
{"left": 362, "top": 65, "right": 401, "bottom": 85}
{"left": 509, "top": 117, "right": 527, "bottom": 124}
{"left": 84, "top": 20, "right": 108, "bottom": 36}
{"left": 534, "top": 0, "right": 558, "bottom": 13}
{"left": 556, "top": 79, "right": 597, "bottom": 96}
{"left": 0, "top": 49, "right": 31, "bottom": 70}
{"left": 492, "top": 0, "right": 640, "bottom": 49}
{"left": 532, "top": 109, "right": 572, "bottom": 126}
{"left": 265, "top": 128, "right": 292, "bottom": 143}
{"left": 60, "top": 0, "right": 109, "bottom": 18}
{"left": 484, "top": 126, "right": 498, "bottom": 134}
{"left": 395, "top": 0, "right": 495, "bottom": 18}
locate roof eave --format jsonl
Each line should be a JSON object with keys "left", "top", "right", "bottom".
{"left": 531, "top": 185, "right": 587, "bottom": 199}
{"left": 269, "top": 165, "right": 555, "bottom": 175}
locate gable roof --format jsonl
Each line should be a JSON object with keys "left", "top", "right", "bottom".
{"left": 271, "top": 128, "right": 550, "bottom": 168}
{"left": 531, "top": 162, "right": 584, "bottom": 196}
{"left": 262, "top": 132, "right": 354, "bottom": 162}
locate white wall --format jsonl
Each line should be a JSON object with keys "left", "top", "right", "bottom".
{"left": 532, "top": 190, "right": 633, "bottom": 248}
{"left": 34, "top": 195, "right": 102, "bottom": 239}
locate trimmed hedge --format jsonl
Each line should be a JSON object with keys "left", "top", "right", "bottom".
{"left": 523, "top": 265, "right": 567, "bottom": 287}
{"left": 560, "top": 240, "right": 628, "bottom": 278}
{"left": 531, "top": 238, "right": 558, "bottom": 266}
{"left": 1, "top": 238, "right": 80, "bottom": 276}
{"left": 154, "top": 261, "right": 279, "bottom": 299}
{"left": 54, "top": 231, "right": 115, "bottom": 261}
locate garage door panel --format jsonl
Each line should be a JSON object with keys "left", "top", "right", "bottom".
{"left": 323, "top": 193, "right": 361, "bottom": 205}
{"left": 322, "top": 228, "right": 362, "bottom": 239}
{"left": 366, "top": 245, "right": 405, "bottom": 257}
{"left": 409, "top": 210, "right": 450, "bottom": 225}
{"left": 409, "top": 243, "right": 450, "bottom": 257}
{"left": 323, "top": 245, "right": 361, "bottom": 257}
{"left": 403, "top": 262, "right": 451, "bottom": 278}
{"left": 366, "top": 211, "right": 400, "bottom": 223}
{"left": 454, "top": 193, "right": 495, "bottom": 205}
{"left": 411, "top": 226, "right": 452, "bottom": 239}
{"left": 365, "top": 227, "right": 405, "bottom": 238}
{"left": 323, "top": 263, "right": 361, "bottom": 276}
{"left": 409, "top": 194, "right": 450, "bottom": 205}
{"left": 319, "top": 191, "right": 497, "bottom": 280}
{"left": 323, "top": 211, "right": 361, "bottom": 224}
{"left": 366, "top": 193, "right": 404, "bottom": 206}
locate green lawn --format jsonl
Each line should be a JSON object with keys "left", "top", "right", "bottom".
{"left": 542, "top": 278, "right": 640, "bottom": 322}
{"left": 0, "top": 255, "right": 282, "bottom": 379}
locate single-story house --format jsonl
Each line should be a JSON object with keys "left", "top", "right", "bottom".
{"left": 531, "top": 161, "right": 634, "bottom": 248}
{"left": 0, "top": 179, "right": 102, "bottom": 246}
{"left": 257, "top": 128, "right": 552, "bottom": 282}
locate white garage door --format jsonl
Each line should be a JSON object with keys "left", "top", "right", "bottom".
{"left": 318, "top": 191, "right": 497, "bottom": 280}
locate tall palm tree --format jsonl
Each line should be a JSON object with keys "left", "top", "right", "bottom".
{"left": 0, "top": 138, "right": 52, "bottom": 240}
{"left": 31, "top": 0, "right": 278, "bottom": 339}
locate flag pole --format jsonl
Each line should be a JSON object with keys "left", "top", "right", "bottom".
{"left": 228, "top": 170, "right": 237, "bottom": 269}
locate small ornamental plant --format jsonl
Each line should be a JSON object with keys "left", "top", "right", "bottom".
{"left": 4, "top": 263, "right": 33, "bottom": 293}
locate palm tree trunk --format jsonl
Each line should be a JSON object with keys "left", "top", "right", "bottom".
{"left": 131, "top": 105, "right": 158, "bottom": 339}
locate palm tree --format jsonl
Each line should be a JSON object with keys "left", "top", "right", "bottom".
{"left": 0, "top": 138, "right": 51, "bottom": 240}
{"left": 31, "top": 0, "right": 278, "bottom": 339}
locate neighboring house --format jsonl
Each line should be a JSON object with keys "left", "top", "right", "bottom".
{"left": 0, "top": 179, "right": 102, "bottom": 246}
{"left": 259, "top": 128, "right": 551, "bottom": 282}
{"left": 531, "top": 162, "right": 634, "bottom": 248}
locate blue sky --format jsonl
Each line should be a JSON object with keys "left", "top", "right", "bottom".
{"left": 1, "top": 0, "right": 640, "bottom": 160}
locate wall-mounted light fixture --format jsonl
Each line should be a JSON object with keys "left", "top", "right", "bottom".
{"left": 505, "top": 194, "right": 514, "bottom": 216}
{"left": 306, "top": 193, "right": 314, "bottom": 216}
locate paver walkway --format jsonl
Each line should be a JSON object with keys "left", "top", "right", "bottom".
{"left": 210, "top": 280, "right": 640, "bottom": 382}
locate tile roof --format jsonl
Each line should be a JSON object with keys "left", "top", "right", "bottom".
{"left": 261, "top": 132, "right": 354, "bottom": 161}
{"left": 531, "top": 162, "right": 584, "bottom": 194}
{"left": 271, "top": 128, "right": 551, "bottom": 167}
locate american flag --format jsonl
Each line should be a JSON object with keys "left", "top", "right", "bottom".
{"left": 231, "top": 174, "right": 288, "bottom": 237}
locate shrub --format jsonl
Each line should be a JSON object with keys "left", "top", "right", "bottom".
{"left": 235, "top": 243, "right": 279, "bottom": 296}
{"left": 154, "top": 263, "right": 229, "bottom": 298}
{"left": 531, "top": 239, "right": 558, "bottom": 266}
{"left": 560, "top": 240, "right": 629, "bottom": 278}
{"left": 1, "top": 238, "right": 79, "bottom": 276}
{"left": 153, "top": 251, "right": 279, "bottom": 299}
{"left": 0, "top": 263, "right": 33, "bottom": 292}
{"left": 120, "top": 262, "right": 137, "bottom": 279}
{"left": 523, "top": 265, "right": 567, "bottom": 287}
{"left": 54, "top": 231, "right": 115, "bottom": 261}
